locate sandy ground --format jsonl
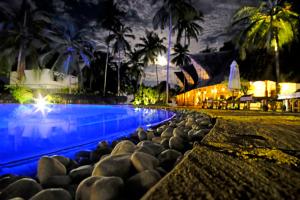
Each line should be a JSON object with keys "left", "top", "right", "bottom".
{"left": 142, "top": 109, "right": 300, "bottom": 200}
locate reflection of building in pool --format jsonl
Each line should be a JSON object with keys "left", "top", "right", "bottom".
{"left": 10, "top": 69, "right": 78, "bottom": 92}
{"left": 174, "top": 51, "right": 300, "bottom": 112}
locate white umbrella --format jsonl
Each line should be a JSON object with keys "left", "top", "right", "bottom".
{"left": 228, "top": 60, "right": 241, "bottom": 91}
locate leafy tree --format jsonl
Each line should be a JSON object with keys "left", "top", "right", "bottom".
{"left": 100, "top": 0, "right": 125, "bottom": 96}
{"left": 173, "top": 11, "right": 203, "bottom": 45}
{"left": 136, "top": 30, "right": 167, "bottom": 86}
{"left": 0, "top": 0, "right": 50, "bottom": 81}
{"left": 232, "top": 0, "right": 299, "bottom": 88}
{"left": 171, "top": 43, "right": 191, "bottom": 90}
{"left": 152, "top": 0, "right": 199, "bottom": 103}
{"left": 40, "top": 17, "right": 94, "bottom": 92}
{"left": 107, "top": 25, "right": 135, "bottom": 96}
{"left": 126, "top": 49, "right": 145, "bottom": 93}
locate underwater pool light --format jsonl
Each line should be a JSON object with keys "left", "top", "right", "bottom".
{"left": 34, "top": 94, "right": 51, "bottom": 115}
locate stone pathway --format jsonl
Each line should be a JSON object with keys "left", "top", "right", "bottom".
{"left": 142, "top": 110, "right": 300, "bottom": 200}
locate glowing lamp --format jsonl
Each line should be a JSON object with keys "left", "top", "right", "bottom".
{"left": 34, "top": 94, "right": 51, "bottom": 115}
{"left": 156, "top": 55, "right": 167, "bottom": 66}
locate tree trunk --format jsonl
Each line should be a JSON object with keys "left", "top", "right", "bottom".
{"left": 275, "top": 37, "right": 280, "bottom": 96}
{"left": 103, "top": 31, "right": 110, "bottom": 96}
{"left": 69, "top": 75, "right": 71, "bottom": 94}
{"left": 17, "top": 45, "right": 25, "bottom": 81}
{"left": 166, "top": 12, "right": 172, "bottom": 104}
{"left": 17, "top": 11, "right": 28, "bottom": 81}
{"left": 155, "top": 64, "right": 159, "bottom": 86}
{"left": 183, "top": 75, "right": 186, "bottom": 105}
{"left": 118, "top": 51, "right": 121, "bottom": 96}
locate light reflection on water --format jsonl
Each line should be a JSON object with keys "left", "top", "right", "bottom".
{"left": 0, "top": 104, "right": 174, "bottom": 167}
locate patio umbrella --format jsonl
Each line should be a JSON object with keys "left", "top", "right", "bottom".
{"left": 228, "top": 60, "right": 241, "bottom": 91}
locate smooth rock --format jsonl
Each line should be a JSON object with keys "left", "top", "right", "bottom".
{"left": 76, "top": 176, "right": 123, "bottom": 200}
{"left": 0, "top": 178, "right": 42, "bottom": 200}
{"left": 37, "top": 156, "right": 67, "bottom": 185}
{"left": 30, "top": 188, "right": 72, "bottom": 200}
{"left": 156, "top": 127, "right": 164, "bottom": 134}
{"left": 111, "top": 140, "right": 136, "bottom": 156}
{"left": 0, "top": 175, "right": 22, "bottom": 192}
{"left": 173, "top": 127, "right": 188, "bottom": 140}
{"left": 161, "top": 127, "right": 174, "bottom": 139}
{"left": 90, "top": 177, "right": 124, "bottom": 200}
{"left": 200, "top": 120, "right": 211, "bottom": 127}
{"left": 155, "top": 167, "right": 168, "bottom": 176}
{"left": 70, "top": 165, "right": 94, "bottom": 183}
{"left": 135, "top": 146, "right": 155, "bottom": 156}
{"left": 42, "top": 175, "right": 71, "bottom": 188}
{"left": 147, "top": 131, "right": 155, "bottom": 141}
{"left": 168, "top": 122, "right": 177, "bottom": 128}
{"left": 138, "top": 130, "right": 148, "bottom": 141}
{"left": 177, "top": 120, "right": 186, "bottom": 127}
{"left": 188, "top": 129, "right": 210, "bottom": 141}
{"left": 52, "top": 155, "right": 70, "bottom": 167}
{"left": 92, "top": 154, "right": 132, "bottom": 179}
{"left": 169, "top": 136, "right": 185, "bottom": 151}
{"left": 158, "top": 149, "right": 182, "bottom": 171}
{"left": 151, "top": 136, "right": 162, "bottom": 144}
{"left": 131, "top": 152, "right": 159, "bottom": 172}
{"left": 91, "top": 142, "right": 112, "bottom": 162}
{"left": 126, "top": 170, "right": 161, "bottom": 199}
{"left": 76, "top": 177, "right": 99, "bottom": 200}
{"left": 75, "top": 151, "right": 92, "bottom": 165}
{"left": 160, "top": 138, "right": 170, "bottom": 149}
{"left": 137, "top": 141, "right": 165, "bottom": 156}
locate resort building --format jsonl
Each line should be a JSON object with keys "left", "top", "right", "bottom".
{"left": 175, "top": 51, "right": 300, "bottom": 112}
{"left": 10, "top": 69, "right": 78, "bottom": 92}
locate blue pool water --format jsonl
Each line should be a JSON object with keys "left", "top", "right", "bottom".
{"left": 0, "top": 104, "right": 175, "bottom": 175}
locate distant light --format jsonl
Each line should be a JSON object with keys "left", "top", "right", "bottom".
{"left": 34, "top": 94, "right": 51, "bottom": 115}
{"left": 156, "top": 55, "right": 167, "bottom": 66}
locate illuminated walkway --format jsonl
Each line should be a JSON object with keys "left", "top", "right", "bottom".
{"left": 143, "top": 109, "right": 300, "bottom": 199}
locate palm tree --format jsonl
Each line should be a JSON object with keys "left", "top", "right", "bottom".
{"left": 127, "top": 49, "right": 145, "bottom": 92}
{"left": 0, "top": 0, "right": 50, "bottom": 81}
{"left": 107, "top": 25, "right": 135, "bottom": 96}
{"left": 232, "top": 0, "right": 299, "bottom": 92}
{"left": 101, "top": 0, "right": 125, "bottom": 96}
{"left": 152, "top": 0, "right": 198, "bottom": 103}
{"left": 40, "top": 18, "right": 94, "bottom": 92}
{"left": 173, "top": 11, "right": 204, "bottom": 46}
{"left": 136, "top": 30, "right": 167, "bottom": 86}
{"left": 171, "top": 43, "right": 191, "bottom": 103}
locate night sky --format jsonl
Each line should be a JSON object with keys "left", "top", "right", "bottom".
{"left": 3, "top": 0, "right": 258, "bottom": 86}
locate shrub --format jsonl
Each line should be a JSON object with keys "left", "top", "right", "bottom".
{"left": 133, "top": 85, "right": 164, "bottom": 105}
{"left": 7, "top": 85, "right": 33, "bottom": 104}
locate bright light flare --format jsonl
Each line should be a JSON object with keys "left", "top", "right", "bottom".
{"left": 156, "top": 55, "right": 167, "bottom": 66}
{"left": 34, "top": 94, "right": 51, "bottom": 115}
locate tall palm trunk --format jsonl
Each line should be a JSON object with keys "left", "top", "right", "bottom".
{"left": 17, "top": 11, "right": 27, "bottom": 81}
{"left": 166, "top": 12, "right": 172, "bottom": 104}
{"left": 274, "top": 37, "right": 280, "bottom": 95}
{"left": 103, "top": 31, "right": 110, "bottom": 96}
{"left": 117, "top": 51, "right": 121, "bottom": 96}
{"left": 17, "top": 45, "right": 25, "bottom": 81}
{"left": 155, "top": 64, "right": 159, "bottom": 86}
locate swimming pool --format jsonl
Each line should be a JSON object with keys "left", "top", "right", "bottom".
{"left": 0, "top": 104, "right": 175, "bottom": 175}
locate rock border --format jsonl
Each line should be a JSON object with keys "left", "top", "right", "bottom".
{"left": 0, "top": 109, "right": 214, "bottom": 200}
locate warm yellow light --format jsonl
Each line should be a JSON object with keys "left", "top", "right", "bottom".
{"left": 249, "top": 80, "right": 276, "bottom": 97}
{"left": 279, "top": 83, "right": 296, "bottom": 95}
{"left": 222, "top": 88, "right": 225, "bottom": 92}
{"left": 156, "top": 55, "right": 168, "bottom": 66}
